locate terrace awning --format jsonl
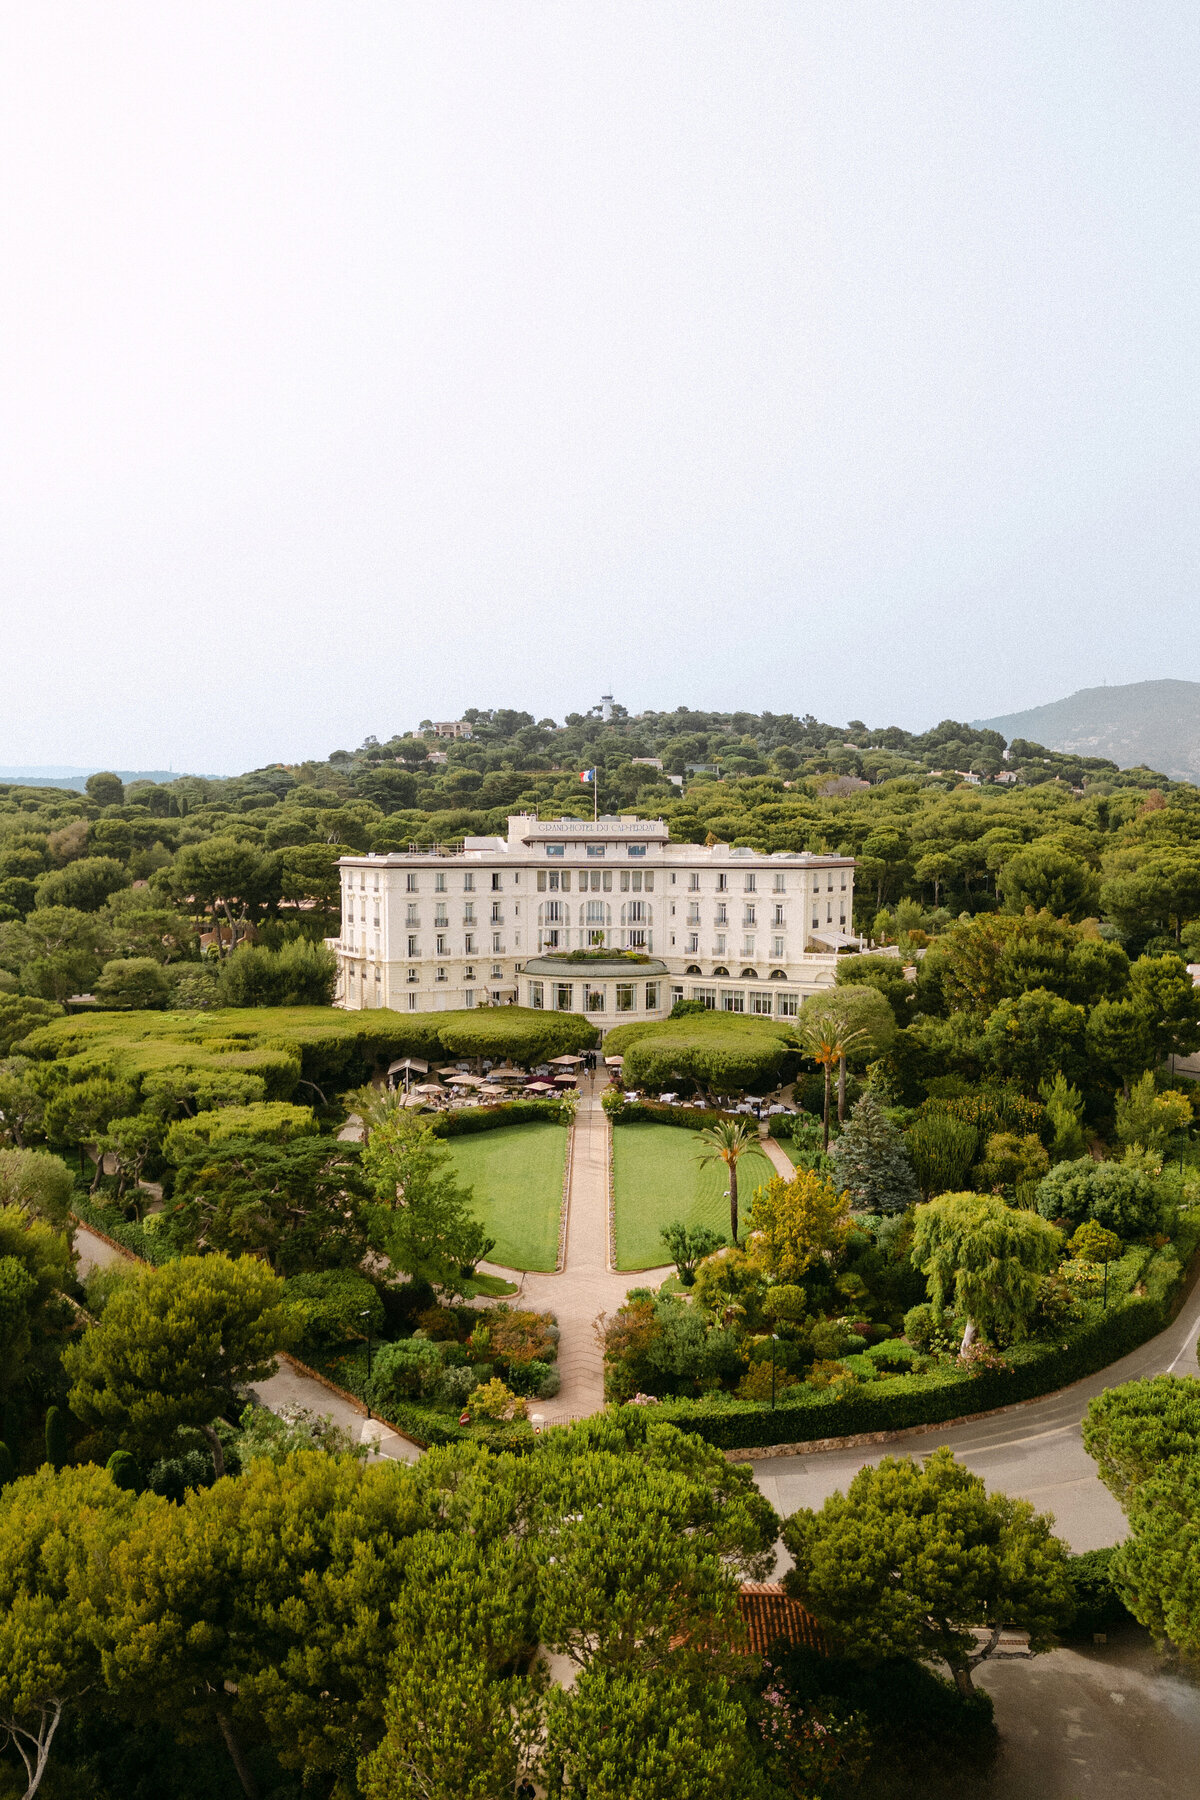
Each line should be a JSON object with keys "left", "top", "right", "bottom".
{"left": 388, "top": 1057, "right": 429, "bottom": 1075}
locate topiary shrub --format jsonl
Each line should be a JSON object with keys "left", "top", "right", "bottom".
{"left": 366, "top": 1338, "right": 445, "bottom": 1409}
{"left": 1064, "top": 1548, "right": 1133, "bottom": 1637}
{"left": 105, "top": 1448, "right": 141, "bottom": 1491}
{"left": 286, "top": 1269, "right": 384, "bottom": 1353}
{"left": 1036, "top": 1157, "right": 1163, "bottom": 1238}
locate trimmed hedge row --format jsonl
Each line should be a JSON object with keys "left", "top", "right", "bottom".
{"left": 642, "top": 1220, "right": 1200, "bottom": 1452}
{"left": 70, "top": 1198, "right": 173, "bottom": 1266}
{"left": 429, "top": 1100, "right": 568, "bottom": 1138}
{"left": 612, "top": 1101, "right": 740, "bottom": 1131}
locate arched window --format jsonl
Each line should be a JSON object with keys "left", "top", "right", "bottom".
{"left": 713, "top": 965, "right": 730, "bottom": 977}
{"left": 739, "top": 967, "right": 758, "bottom": 979}
{"left": 769, "top": 968, "right": 787, "bottom": 980}
{"left": 685, "top": 963, "right": 702, "bottom": 975}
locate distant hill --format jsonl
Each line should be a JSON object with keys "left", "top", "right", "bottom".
{"left": 974, "top": 681, "right": 1200, "bottom": 783}
{"left": 0, "top": 767, "right": 203, "bottom": 793}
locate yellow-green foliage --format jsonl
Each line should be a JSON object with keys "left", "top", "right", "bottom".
{"left": 163, "top": 1102, "right": 318, "bottom": 1163}
{"left": 21, "top": 1004, "right": 597, "bottom": 1105}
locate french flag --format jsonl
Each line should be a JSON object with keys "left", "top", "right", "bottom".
{"left": 579, "top": 767, "right": 597, "bottom": 784}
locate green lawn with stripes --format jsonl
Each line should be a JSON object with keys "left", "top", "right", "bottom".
{"left": 446, "top": 1122, "right": 566, "bottom": 1272}
{"left": 611, "top": 1122, "right": 778, "bottom": 1271}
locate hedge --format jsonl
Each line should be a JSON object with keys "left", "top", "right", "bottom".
{"left": 641, "top": 1216, "right": 1200, "bottom": 1452}
{"left": 602, "top": 1012, "right": 802, "bottom": 1095}
{"left": 612, "top": 1101, "right": 741, "bottom": 1131}
{"left": 70, "top": 1199, "right": 173, "bottom": 1266}
{"left": 430, "top": 1099, "right": 568, "bottom": 1137}
{"left": 20, "top": 1004, "right": 598, "bottom": 1100}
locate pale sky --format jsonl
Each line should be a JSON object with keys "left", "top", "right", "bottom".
{"left": 2, "top": 4, "right": 1199, "bottom": 773}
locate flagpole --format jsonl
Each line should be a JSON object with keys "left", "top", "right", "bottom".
{"left": 594, "top": 770, "right": 598, "bottom": 823}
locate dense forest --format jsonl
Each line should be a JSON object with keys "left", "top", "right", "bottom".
{"left": 0, "top": 704, "right": 1194, "bottom": 1016}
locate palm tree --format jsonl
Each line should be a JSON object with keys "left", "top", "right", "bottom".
{"left": 795, "top": 1008, "right": 871, "bottom": 1151}
{"left": 697, "top": 1116, "right": 758, "bottom": 1244}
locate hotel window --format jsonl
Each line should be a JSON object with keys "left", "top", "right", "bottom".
{"left": 529, "top": 981, "right": 544, "bottom": 1009}
{"left": 434, "top": 872, "right": 446, "bottom": 892}
{"left": 555, "top": 982, "right": 573, "bottom": 1011}
{"left": 464, "top": 933, "right": 475, "bottom": 953}
{"left": 616, "top": 983, "right": 635, "bottom": 1012}
{"left": 774, "top": 873, "right": 786, "bottom": 892}
{"left": 691, "top": 986, "right": 716, "bottom": 1009}
{"left": 602, "top": 870, "right": 612, "bottom": 890}
{"left": 628, "top": 930, "right": 647, "bottom": 949}
{"left": 772, "top": 935, "right": 785, "bottom": 957}
{"left": 714, "top": 933, "right": 726, "bottom": 955}
{"left": 464, "top": 903, "right": 475, "bottom": 924}
{"left": 408, "top": 993, "right": 418, "bottom": 1011}
{"left": 744, "top": 873, "right": 757, "bottom": 893}
{"left": 628, "top": 899, "right": 647, "bottom": 923}
{"left": 463, "top": 872, "right": 474, "bottom": 892}
{"left": 491, "top": 963, "right": 503, "bottom": 978}
{"left": 750, "top": 992, "right": 772, "bottom": 1015}
{"left": 492, "top": 932, "right": 503, "bottom": 952}
{"left": 628, "top": 845, "right": 646, "bottom": 857}
{"left": 406, "top": 873, "right": 418, "bottom": 892}
{"left": 587, "top": 845, "right": 605, "bottom": 858}
{"left": 744, "top": 905, "right": 756, "bottom": 925}
{"left": 721, "top": 990, "right": 745, "bottom": 1012}
{"left": 827, "top": 874, "right": 834, "bottom": 891}
{"left": 544, "top": 900, "right": 564, "bottom": 923}
{"left": 464, "top": 989, "right": 475, "bottom": 1007}
{"left": 645, "top": 982, "right": 659, "bottom": 1009}
{"left": 715, "top": 903, "right": 727, "bottom": 924}
{"left": 773, "top": 904, "right": 785, "bottom": 926}
{"left": 407, "top": 935, "right": 418, "bottom": 957}
{"left": 464, "top": 965, "right": 476, "bottom": 980}
{"left": 585, "top": 984, "right": 606, "bottom": 1012}
{"left": 434, "top": 904, "right": 448, "bottom": 926}
{"left": 373, "top": 912, "right": 380, "bottom": 929}
{"left": 812, "top": 913, "right": 819, "bottom": 929}
{"left": 407, "top": 967, "right": 418, "bottom": 983}
{"left": 406, "top": 904, "right": 418, "bottom": 926}
{"left": 742, "top": 937, "right": 756, "bottom": 957}
{"left": 491, "top": 901, "right": 502, "bottom": 922}
{"left": 687, "top": 903, "right": 701, "bottom": 925}
{"left": 775, "top": 992, "right": 799, "bottom": 1017}
{"left": 840, "top": 872, "right": 847, "bottom": 889}
{"left": 826, "top": 904, "right": 832, "bottom": 923}
{"left": 492, "top": 872, "right": 503, "bottom": 889}
{"left": 716, "top": 873, "right": 727, "bottom": 892}
{"left": 688, "top": 873, "right": 701, "bottom": 891}
{"left": 435, "top": 966, "right": 447, "bottom": 982}
{"left": 545, "top": 846, "right": 564, "bottom": 858}
{"left": 544, "top": 929, "right": 561, "bottom": 948}
{"left": 670, "top": 984, "right": 684, "bottom": 1004}
{"left": 373, "top": 872, "right": 379, "bottom": 891}
{"left": 687, "top": 933, "right": 699, "bottom": 953}
{"left": 436, "top": 933, "right": 447, "bottom": 955}
{"left": 585, "top": 900, "right": 606, "bottom": 924}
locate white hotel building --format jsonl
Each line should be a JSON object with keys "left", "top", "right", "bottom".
{"left": 332, "top": 813, "right": 858, "bottom": 1028}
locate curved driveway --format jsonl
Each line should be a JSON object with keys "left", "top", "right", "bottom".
{"left": 750, "top": 1267, "right": 1200, "bottom": 1551}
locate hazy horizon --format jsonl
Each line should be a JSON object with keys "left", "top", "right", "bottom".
{"left": 5, "top": 5, "right": 1200, "bottom": 772}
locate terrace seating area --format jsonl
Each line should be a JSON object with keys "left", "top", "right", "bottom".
{"left": 385, "top": 1051, "right": 598, "bottom": 1112}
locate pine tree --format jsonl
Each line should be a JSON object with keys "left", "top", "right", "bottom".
{"left": 829, "top": 1090, "right": 920, "bottom": 1215}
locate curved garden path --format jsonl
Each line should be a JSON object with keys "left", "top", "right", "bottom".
{"left": 484, "top": 1071, "right": 670, "bottom": 1422}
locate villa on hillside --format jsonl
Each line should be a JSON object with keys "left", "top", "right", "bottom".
{"left": 331, "top": 813, "right": 860, "bottom": 1029}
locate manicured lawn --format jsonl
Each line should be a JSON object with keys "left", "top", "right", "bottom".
{"left": 612, "top": 1123, "right": 778, "bottom": 1271}
{"left": 446, "top": 1122, "right": 566, "bottom": 1272}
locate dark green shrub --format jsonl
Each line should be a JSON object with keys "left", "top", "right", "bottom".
{"left": 1064, "top": 1548, "right": 1133, "bottom": 1637}
{"left": 0, "top": 1440, "right": 14, "bottom": 1488}
{"left": 106, "top": 1448, "right": 141, "bottom": 1491}
{"left": 1036, "top": 1157, "right": 1163, "bottom": 1237}
{"left": 864, "top": 1339, "right": 921, "bottom": 1373}
{"left": 44, "top": 1404, "right": 68, "bottom": 1471}
{"left": 286, "top": 1269, "right": 384, "bottom": 1353}
{"left": 430, "top": 1099, "right": 566, "bottom": 1136}
{"left": 906, "top": 1111, "right": 978, "bottom": 1198}
{"left": 366, "top": 1338, "right": 444, "bottom": 1407}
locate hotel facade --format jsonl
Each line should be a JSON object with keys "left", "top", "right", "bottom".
{"left": 332, "top": 813, "right": 859, "bottom": 1029}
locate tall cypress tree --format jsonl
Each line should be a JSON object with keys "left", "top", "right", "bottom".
{"left": 829, "top": 1090, "right": 920, "bottom": 1215}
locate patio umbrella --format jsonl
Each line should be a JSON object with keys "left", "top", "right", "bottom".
{"left": 436, "top": 1066, "right": 464, "bottom": 1078}
{"left": 388, "top": 1057, "right": 429, "bottom": 1075}
{"left": 447, "top": 1072, "right": 485, "bottom": 1087}
{"left": 552, "top": 1073, "right": 578, "bottom": 1086}
{"left": 548, "top": 1054, "right": 583, "bottom": 1066}
{"left": 524, "top": 1079, "right": 556, "bottom": 1092}
{"left": 604, "top": 1054, "right": 624, "bottom": 1067}
{"left": 401, "top": 1091, "right": 428, "bottom": 1107}
{"left": 412, "top": 1083, "right": 448, "bottom": 1096}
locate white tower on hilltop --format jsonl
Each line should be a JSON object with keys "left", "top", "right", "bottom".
{"left": 600, "top": 692, "right": 613, "bottom": 721}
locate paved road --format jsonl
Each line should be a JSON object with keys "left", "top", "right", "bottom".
{"left": 72, "top": 1223, "right": 420, "bottom": 1463}
{"left": 751, "top": 1261, "right": 1200, "bottom": 1550}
